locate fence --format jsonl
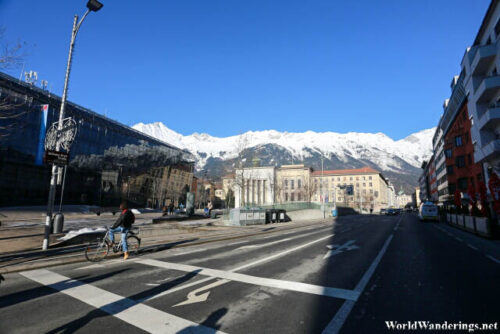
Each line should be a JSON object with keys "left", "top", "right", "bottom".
{"left": 446, "top": 213, "right": 495, "bottom": 238}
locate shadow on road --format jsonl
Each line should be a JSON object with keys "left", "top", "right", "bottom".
{"left": 177, "top": 307, "right": 228, "bottom": 333}
{"left": 0, "top": 268, "right": 129, "bottom": 310}
{"left": 42, "top": 269, "right": 204, "bottom": 334}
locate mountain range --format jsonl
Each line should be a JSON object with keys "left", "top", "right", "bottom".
{"left": 132, "top": 122, "right": 435, "bottom": 194}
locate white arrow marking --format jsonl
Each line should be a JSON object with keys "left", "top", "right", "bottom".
{"left": 323, "top": 240, "right": 359, "bottom": 259}
{"left": 173, "top": 279, "right": 230, "bottom": 307}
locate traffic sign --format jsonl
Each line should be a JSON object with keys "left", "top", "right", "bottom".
{"left": 44, "top": 150, "right": 69, "bottom": 166}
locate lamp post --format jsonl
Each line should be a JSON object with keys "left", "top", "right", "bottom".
{"left": 43, "top": 0, "right": 103, "bottom": 250}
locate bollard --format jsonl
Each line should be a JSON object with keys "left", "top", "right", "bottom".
{"left": 53, "top": 212, "right": 65, "bottom": 233}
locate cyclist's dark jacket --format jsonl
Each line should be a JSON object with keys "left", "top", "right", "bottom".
{"left": 111, "top": 209, "right": 135, "bottom": 229}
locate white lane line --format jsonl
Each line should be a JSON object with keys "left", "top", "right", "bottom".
{"left": 467, "top": 244, "right": 479, "bottom": 251}
{"left": 486, "top": 255, "right": 500, "bottom": 264}
{"left": 20, "top": 269, "right": 227, "bottom": 334}
{"left": 141, "top": 233, "right": 334, "bottom": 301}
{"left": 138, "top": 258, "right": 359, "bottom": 301}
{"left": 173, "top": 248, "right": 207, "bottom": 256}
{"left": 322, "top": 233, "right": 395, "bottom": 334}
{"left": 237, "top": 238, "right": 292, "bottom": 250}
{"left": 263, "top": 235, "right": 277, "bottom": 239}
{"left": 454, "top": 237, "right": 463, "bottom": 242}
{"left": 227, "top": 240, "right": 248, "bottom": 246}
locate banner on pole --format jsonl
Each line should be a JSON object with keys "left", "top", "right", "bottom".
{"left": 35, "top": 104, "right": 49, "bottom": 165}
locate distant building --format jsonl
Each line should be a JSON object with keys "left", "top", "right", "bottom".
{"left": 233, "top": 166, "right": 276, "bottom": 208}
{"left": 311, "top": 167, "right": 390, "bottom": 212}
{"left": 276, "top": 164, "right": 313, "bottom": 203}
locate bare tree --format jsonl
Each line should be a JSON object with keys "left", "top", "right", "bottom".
{"left": 0, "top": 27, "right": 31, "bottom": 139}
{"left": 302, "top": 178, "right": 318, "bottom": 203}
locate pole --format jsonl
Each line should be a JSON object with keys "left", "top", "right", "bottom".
{"left": 42, "top": 10, "right": 91, "bottom": 250}
{"left": 58, "top": 166, "right": 68, "bottom": 212}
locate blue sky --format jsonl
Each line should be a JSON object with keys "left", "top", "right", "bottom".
{"left": 0, "top": 0, "right": 491, "bottom": 139}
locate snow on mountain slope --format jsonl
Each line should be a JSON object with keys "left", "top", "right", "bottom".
{"left": 132, "top": 122, "right": 435, "bottom": 172}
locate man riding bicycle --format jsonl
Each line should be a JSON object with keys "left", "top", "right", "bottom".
{"left": 109, "top": 201, "right": 135, "bottom": 260}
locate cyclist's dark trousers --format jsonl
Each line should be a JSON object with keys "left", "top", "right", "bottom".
{"left": 109, "top": 227, "right": 129, "bottom": 252}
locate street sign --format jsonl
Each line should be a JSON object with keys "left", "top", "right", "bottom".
{"left": 44, "top": 150, "right": 69, "bottom": 166}
{"left": 44, "top": 117, "right": 77, "bottom": 152}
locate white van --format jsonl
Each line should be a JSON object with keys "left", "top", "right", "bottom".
{"left": 418, "top": 202, "right": 439, "bottom": 221}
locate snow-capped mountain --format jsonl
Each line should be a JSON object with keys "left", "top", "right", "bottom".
{"left": 133, "top": 122, "right": 435, "bottom": 192}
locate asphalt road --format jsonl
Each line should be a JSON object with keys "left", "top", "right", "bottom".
{"left": 1, "top": 214, "right": 499, "bottom": 333}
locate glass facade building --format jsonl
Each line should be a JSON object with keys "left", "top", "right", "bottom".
{"left": 0, "top": 72, "right": 194, "bottom": 208}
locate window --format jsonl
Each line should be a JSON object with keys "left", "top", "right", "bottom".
{"left": 369, "top": 176, "right": 372, "bottom": 180}
{"left": 477, "top": 173, "right": 482, "bottom": 182}
{"left": 350, "top": 177, "right": 353, "bottom": 181}
{"left": 285, "top": 193, "right": 288, "bottom": 201}
{"left": 369, "top": 182, "right": 372, "bottom": 187}
{"left": 337, "top": 177, "right": 340, "bottom": 181}
{"left": 291, "top": 193, "right": 295, "bottom": 201}
{"left": 356, "top": 183, "right": 359, "bottom": 188}
{"left": 291, "top": 180, "right": 294, "bottom": 189}
{"left": 458, "top": 178, "right": 468, "bottom": 191}
{"left": 363, "top": 183, "right": 366, "bottom": 187}
{"left": 370, "top": 189, "right": 373, "bottom": 194}
{"left": 467, "top": 154, "right": 472, "bottom": 165}
{"left": 456, "top": 156, "right": 465, "bottom": 168}
{"left": 447, "top": 165, "right": 454, "bottom": 175}
{"left": 363, "top": 176, "right": 366, "bottom": 180}
{"left": 445, "top": 149, "right": 452, "bottom": 158}
{"left": 455, "top": 136, "right": 463, "bottom": 147}
{"left": 298, "top": 193, "right": 301, "bottom": 201}
{"left": 356, "top": 177, "right": 359, "bottom": 180}
{"left": 465, "top": 132, "right": 469, "bottom": 143}
{"left": 298, "top": 179, "right": 301, "bottom": 189}
{"left": 285, "top": 179, "right": 288, "bottom": 189}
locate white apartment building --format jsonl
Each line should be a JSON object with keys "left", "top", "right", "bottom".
{"left": 460, "top": 0, "right": 500, "bottom": 183}
{"left": 432, "top": 126, "right": 449, "bottom": 203}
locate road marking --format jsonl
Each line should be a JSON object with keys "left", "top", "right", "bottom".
{"left": 237, "top": 238, "right": 292, "bottom": 250}
{"left": 138, "top": 258, "right": 359, "bottom": 301}
{"left": 173, "top": 279, "right": 230, "bottom": 307}
{"left": 454, "top": 237, "right": 463, "bottom": 242}
{"left": 263, "top": 235, "right": 276, "bottom": 239}
{"left": 140, "top": 234, "right": 334, "bottom": 301}
{"left": 227, "top": 240, "right": 247, "bottom": 246}
{"left": 486, "top": 255, "right": 500, "bottom": 264}
{"left": 322, "top": 233, "right": 395, "bottom": 334}
{"left": 20, "top": 269, "right": 227, "bottom": 334}
{"left": 323, "top": 240, "right": 360, "bottom": 259}
{"left": 173, "top": 248, "right": 207, "bottom": 256}
{"left": 467, "top": 244, "right": 479, "bottom": 251}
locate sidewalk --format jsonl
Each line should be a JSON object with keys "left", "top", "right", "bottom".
{"left": 0, "top": 217, "right": 331, "bottom": 274}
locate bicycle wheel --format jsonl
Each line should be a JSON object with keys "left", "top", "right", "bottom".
{"left": 126, "top": 235, "right": 141, "bottom": 255}
{"left": 85, "top": 239, "right": 110, "bottom": 262}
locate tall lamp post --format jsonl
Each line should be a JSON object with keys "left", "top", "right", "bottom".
{"left": 43, "top": 0, "right": 103, "bottom": 250}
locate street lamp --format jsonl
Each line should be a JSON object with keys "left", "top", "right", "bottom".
{"left": 43, "top": 0, "right": 103, "bottom": 250}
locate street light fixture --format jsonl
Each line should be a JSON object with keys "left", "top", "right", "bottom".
{"left": 42, "top": 1, "right": 104, "bottom": 250}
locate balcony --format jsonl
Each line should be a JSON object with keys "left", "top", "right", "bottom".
{"left": 474, "top": 139, "right": 500, "bottom": 162}
{"left": 471, "top": 43, "right": 497, "bottom": 76}
{"left": 475, "top": 75, "right": 500, "bottom": 103}
{"left": 477, "top": 107, "right": 500, "bottom": 131}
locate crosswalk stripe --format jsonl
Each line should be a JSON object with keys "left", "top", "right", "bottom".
{"left": 20, "top": 269, "right": 227, "bottom": 334}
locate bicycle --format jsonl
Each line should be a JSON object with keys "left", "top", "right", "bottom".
{"left": 85, "top": 227, "right": 141, "bottom": 262}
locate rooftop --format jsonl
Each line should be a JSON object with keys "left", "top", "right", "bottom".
{"left": 311, "top": 166, "right": 379, "bottom": 176}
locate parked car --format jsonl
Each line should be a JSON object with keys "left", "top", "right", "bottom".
{"left": 418, "top": 202, "right": 439, "bottom": 221}
{"left": 380, "top": 208, "right": 387, "bottom": 215}
{"left": 386, "top": 208, "right": 398, "bottom": 215}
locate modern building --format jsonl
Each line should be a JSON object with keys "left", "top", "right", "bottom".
{"left": 0, "top": 71, "right": 194, "bottom": 207}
